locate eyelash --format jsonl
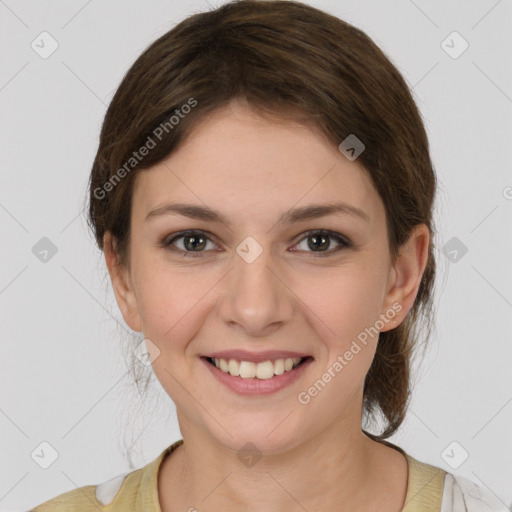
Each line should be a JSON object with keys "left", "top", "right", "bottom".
{"left": 161, "top": 229, "right": 352, "bottom": 258}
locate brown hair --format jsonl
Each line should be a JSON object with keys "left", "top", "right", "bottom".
{"left": 86, "top": 0, "right": 438, "bottom": 447}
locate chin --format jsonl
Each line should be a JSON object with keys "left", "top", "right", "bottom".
{"left": 208, "top": 416, "right": 309, "bottom": 457}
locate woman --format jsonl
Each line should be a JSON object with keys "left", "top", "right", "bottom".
{"left": 31, "top": 1, "right": 508, "bottom": 510}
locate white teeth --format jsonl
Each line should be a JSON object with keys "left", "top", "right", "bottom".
{"left": 219, "top": 358, "right": 229, "bottom": 372}
{"left": 239, "top": 361, "right": 256, "bottom": 378}
{"left": 274, "top": 359, "right": 285, "bottom": 375}
{"left": 256, "top": 361, "right": 274, "bottom": 379}
{"left": 211, "top": 357, "right": 304, "bottom": 379}
{"left": 228, "top": 358, "right": 240, "bottom": 376}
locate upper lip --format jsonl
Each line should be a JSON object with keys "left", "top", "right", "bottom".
{"left": 202, "top": 350, "right": 312, "bottom": 364}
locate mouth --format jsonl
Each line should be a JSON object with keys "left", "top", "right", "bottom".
{"left": 201, "top": 355, "right": 313, "bottom": 379}
{"left": 200, "top": 355, "right": 314, "bottom": 396}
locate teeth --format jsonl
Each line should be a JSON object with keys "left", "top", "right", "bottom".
{"left": 211, "top": 357, "right": 304, "bottom": 379}
{"left": 239, "top": 361, "right": 257, "bottom": 378}
{"left": 228, "top": 358, "right": 240, "bottom": 376}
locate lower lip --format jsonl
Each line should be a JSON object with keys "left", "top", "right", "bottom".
{"left": 201, "top": 357, "right": 314, "bottom": 396}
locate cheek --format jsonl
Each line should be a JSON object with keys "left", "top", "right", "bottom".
{"left": 134, "top": 267, "right": 216, "bottom": 401}
{"left": 290, "top": 266, "right": 385, "bottom": 400}
{"left": 292, "top": 264, "right": 385, "bottom": 346}
{"left": 294, "top": 270, "right": 383, "bottom": 411}
{"left": 134, "top": 263, "right": 217, "bottom": 351}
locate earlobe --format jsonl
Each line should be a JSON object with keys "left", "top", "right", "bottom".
{"left": 103, "top": 231, "right": 143, "bottom": 333}
{"left": 380, "top": 224, "right": 430, "bottom": 331}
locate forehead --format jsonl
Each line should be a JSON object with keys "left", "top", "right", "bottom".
{"left": 132, "top": 102, "right": 383, "bottom": 229}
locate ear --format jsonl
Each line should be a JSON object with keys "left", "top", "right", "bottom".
{"left": 103, "top": 231, "right": 143, "bottom": 333}
{"left": 380, "top": 224, "right": 430, "bottom": 331}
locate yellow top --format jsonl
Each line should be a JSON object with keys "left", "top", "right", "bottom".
{"left": 30, "top": 439, "right": 446, "bottom": 511}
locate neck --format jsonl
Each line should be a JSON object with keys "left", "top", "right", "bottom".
{"left": 158, "top": 420, "right": 406, "bottom": 511}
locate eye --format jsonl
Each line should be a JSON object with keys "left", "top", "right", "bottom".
{"left": 292, "top": 230, "right": 352, "bottom": 256}
{"left": 163, "top": 230, "right": 218, "bottom": 257}
{"left": 162, "top": 229, "right": 351, "bottom": 258}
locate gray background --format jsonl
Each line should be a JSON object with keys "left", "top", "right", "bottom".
{"left": 1, "top": 0, "right": 511, "bottom": 510}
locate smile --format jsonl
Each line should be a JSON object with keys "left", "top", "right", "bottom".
{"left": 200, "top": 356, "right": 314, "bottom": 396}
{"left": 207, "top": 356, "right": 305, "bottom": 379}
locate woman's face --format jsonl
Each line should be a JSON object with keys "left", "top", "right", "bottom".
{"left": 106, "top": 100, "right": 428, "bottom": 454}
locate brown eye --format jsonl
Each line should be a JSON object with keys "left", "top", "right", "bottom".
{"left": 293, "top": 230, "right": 351, "bottom": 256}
{"left": 162, "top": 229, "right": 351, "bottom": 258}
{"left": 164, "top": 230, "right": 217, "bottom": 257}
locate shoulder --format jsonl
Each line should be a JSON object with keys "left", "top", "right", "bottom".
{"left": 400, "top": 448, "right": 509, "bottom": 512}
{"left": 29, "top": 441, "right": 183, "bottom": 512}
{"left": 29, "top": 470, "right": 137, "bottom": 511}
{"left": 440, "top": 472, "right": 510, "bottom": 512}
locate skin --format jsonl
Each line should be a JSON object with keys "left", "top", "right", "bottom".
{"left": 104, "top": 99, "right": 430, "bottom": 512}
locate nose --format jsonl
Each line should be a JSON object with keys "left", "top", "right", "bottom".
{"left": 217, "top": 241, "right": 294, "bottom": 337}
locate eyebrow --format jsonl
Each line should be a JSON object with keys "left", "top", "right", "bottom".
{"left": 145, "top": 201, "right": 370, "bottom": 227}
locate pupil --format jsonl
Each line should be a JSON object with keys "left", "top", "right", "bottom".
{"left": 185, "top": 234, "right": 206, "bottom": 251}
{"left": 308, "top": 234, "right": 329, "bottom": 251}
{"left": 184, "top": 234, "right": 330, "bottom": 252}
